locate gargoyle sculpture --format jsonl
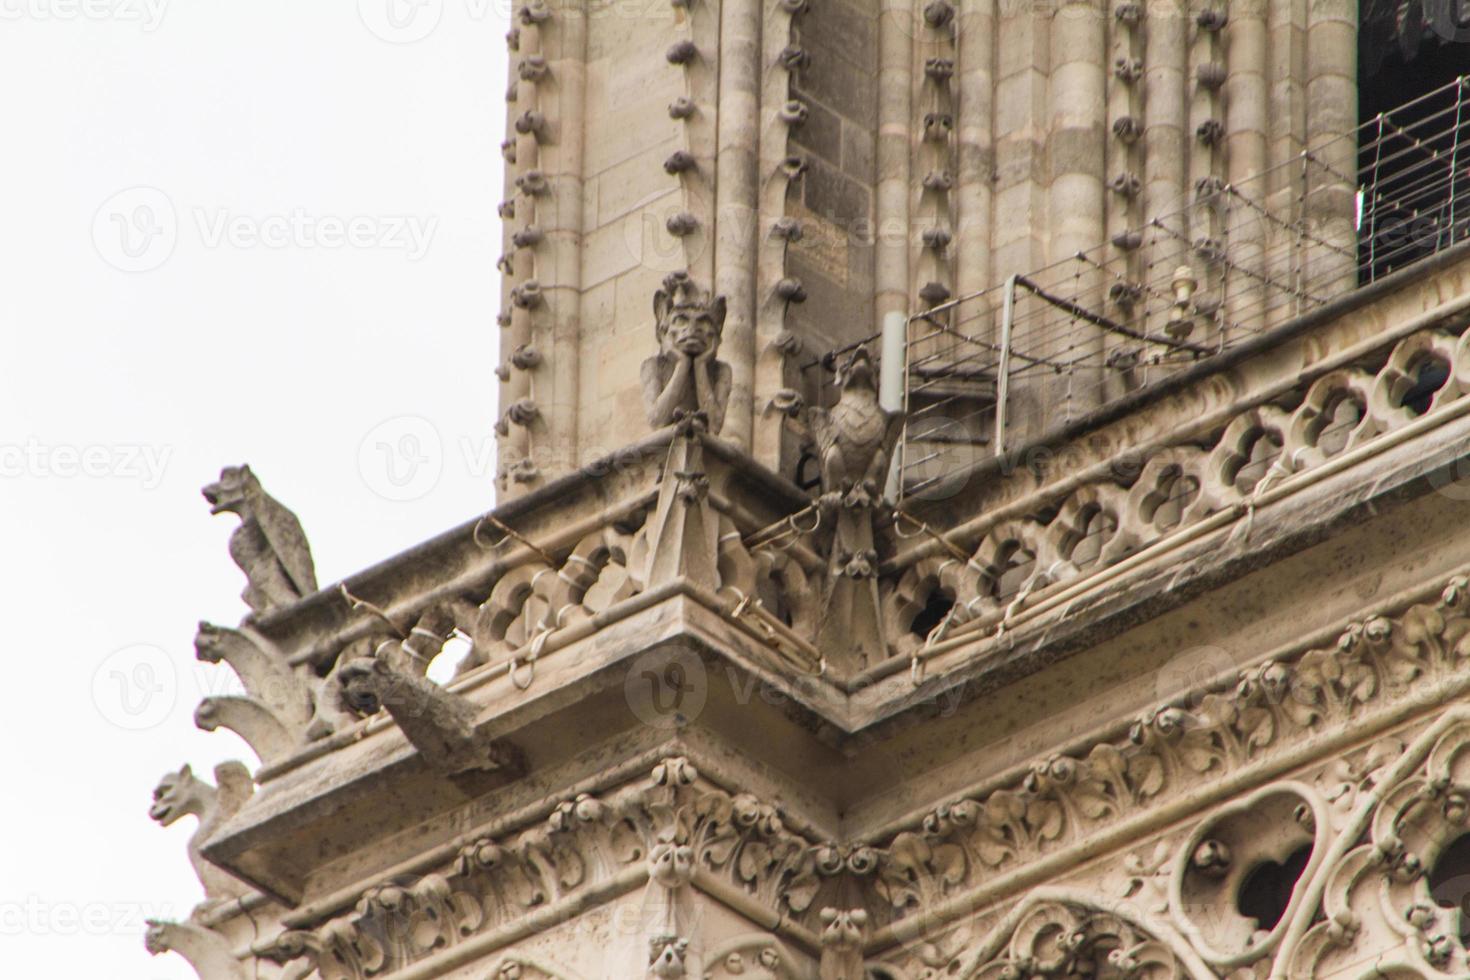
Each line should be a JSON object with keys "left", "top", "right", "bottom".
{"left": 148, "top": 762, "right": 254, "bottom": 913}
{"left": 647, "top": 934, "right": 691, "bottom": 978}
{"left": 193, "top": 621, "right": 317, "bottom": 766}
{"left": 640, "top": 275, "right": 733, "bottom": 435}
{"left": 203, "top": 464, "right": 317, "bottom": 617}
{"left": 336, "top": 653, "right": 522, "bottom": 776}
{"left": 818, "top": 908, "right": 868, "bottom": 980}
{"left": 810, "top": 346, "right": 903, "bottom": 508}
{"left": 145, "top": 919, "right": 247, "bottom": 980}
{"left": 784, "top": 346, "right": 905, "bottom": 671}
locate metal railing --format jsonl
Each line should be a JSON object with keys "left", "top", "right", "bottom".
{"left": 896, "top": 75, "right": 1470, "bottom": 500}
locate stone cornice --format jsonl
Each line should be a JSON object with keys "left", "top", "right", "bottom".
{"left": 859, "top": 567, "right": 1470, "bottom": 950}
{"left": 252, "top": 754, "right": 838, "bottom": 979}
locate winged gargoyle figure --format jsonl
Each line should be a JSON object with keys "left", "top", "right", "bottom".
{"left": 773, "top": 345, "right": 905, "bottom": 671}
{"left": 203, "top": 465, "right": 317, "bottom": 617}
{"left": 809, "top": 345, "right": 904, "bottom": 509}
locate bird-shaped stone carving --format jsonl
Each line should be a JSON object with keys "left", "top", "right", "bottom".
{"left": 810, "top": 345, "right": 903, "bottom": 508}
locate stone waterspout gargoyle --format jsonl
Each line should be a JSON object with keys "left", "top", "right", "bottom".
{"left": 193, "top": 621, "right": 319, "bottom": 767}
{"left": 806, "top": 346, "right": 904, "bottom": 670}
{"left": 148, "top": 762, "right": 254, "bottom": 914}
{"left": 202, "top": 465, "right": 317, "bottom": 617}
{"left": 640, "top": 273, "right": 733, "bottom": 435}
{"left": 145, "top": 919, "right": 247, "bottom": 980}
{"left": 336, "top": 640, "right": 522, "bottom": 777}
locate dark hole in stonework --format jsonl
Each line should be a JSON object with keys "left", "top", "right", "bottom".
{"left": 911, "top": 590, "right": 956, "bottom": 639}
{"left": 1404, "top": 356, "right": 1452, "bottom": 415}
{"left": 1429, "top": 832, "right": 1470, "bottom": 941}
{"left": 1237, "top": 844, "right": 1312, "bottom": 932}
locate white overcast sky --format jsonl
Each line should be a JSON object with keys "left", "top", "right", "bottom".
{"left": 0, "top": 3, "right": 508, "bottom": 975}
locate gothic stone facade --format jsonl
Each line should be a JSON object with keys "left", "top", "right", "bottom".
{"left": 145, "top": 2, "right": 1470, "bottom": 979}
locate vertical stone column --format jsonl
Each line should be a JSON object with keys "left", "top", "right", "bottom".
{"left": 953, "top": 0, "right": 993, "bottom": 325}
{"left": 1187, "top": 5, "right": 1227, "bottom": 348}
{"left": 1047, "top": 0, "right": 1107, "bottom": 417}
{"left": 1142, "top": 0, "right": 1187, "bottom": 342}
{"left": 497, "top": 47, "right": 522, "bottom": 493}
{"left": 752, "top": 0, "right": 810, "bottom": 468}
{"left": 911, "top": 0, "right": 958, "bottom": 313}
{"left": 1304, "top": 0, "right": 1358, "bottom": 297}
{"left": 1225, "top": 0, "right": 1269, "bottom": 339}
{"left": 992, "top": 4, "right": 1048, "bottom": 281}
{"left": 715, "top": 0, "right": 763, "bottom": 451}
{"left": 1107, "top": 1, "right": 1145, "bottom": 386}
{"left": 501, "top": 11, "right": 549, "bottom": 493}
{"left": 875, "top": 0, "right": 914, "bottom": 329}
{"left": 542, "top": 0, "right": 588, "bottom": 477}
{"left": 1265, "top": 0, "right": 1308, "bottom": 326}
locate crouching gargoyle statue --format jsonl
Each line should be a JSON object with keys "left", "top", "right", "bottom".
{"left": 203, "top": 464, "right": 317, "bottom": 617}
{"left": 148, "top": 761, "right": 254, "bottom": 915}
{"left": 640, "top": 274, "right": 733, "bottom": 435}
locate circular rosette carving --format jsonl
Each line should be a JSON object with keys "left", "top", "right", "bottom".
{"left": 1169, "top": 782, "right": 1327, "bottom": 969}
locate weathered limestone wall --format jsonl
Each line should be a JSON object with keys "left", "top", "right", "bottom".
{"left": 493, "top": 0, "right": 1362, "bottom": 491}
{"left": 786, "top": 0, "right": 880, "bottom": 364}
{"left": 574, "top": 0, "right": 690, "bottom": 460}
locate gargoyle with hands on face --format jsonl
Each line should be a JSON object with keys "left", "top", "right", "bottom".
{"left": 640, "top": 275, "right": 733, "bottom": 435}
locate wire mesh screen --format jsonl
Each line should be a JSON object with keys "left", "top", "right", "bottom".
{"left": 896, "top": 75, "right": 1470, "bottom": 501}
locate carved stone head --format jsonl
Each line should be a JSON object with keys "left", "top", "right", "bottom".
{"left": 142, "top": 920, "right": 170, "bottom": 956}
{"left": 649, "top": 841, "right": 695, "bottom": 888}
{"left": 201, "top": 464, "right": 259, "bottom": 516}
{"left": 654, "top": 276, "right": 726, "bottom": 360}
{"left": 835, "top": 345, "right": 878, "bottom": 393}
{"left": 647, "top": 934, "right": 689, "bottom": 978}
{"left": 149, "top": 765, "right": 205, "bottom": 826}
{"left": 819, "top": 907, "right": 868, "bottom": 950}
{"left": 193, "top": 621, "right": 227, "bottom": 663}
{"left": 337, "top": 656, "right": 393, "bottom": 716}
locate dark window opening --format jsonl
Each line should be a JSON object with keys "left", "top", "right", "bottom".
{"left": 1237, "top": 844, "right": 1313, "bottom": 932}
{"left": 1429, "top": 831, "right": 1470, "bottom": 942}
{"left": 1404, "top": 355, "right": 1453, "bottom": 414}
{"left": 910, "top": 589, "right": 956, "bottom": 639}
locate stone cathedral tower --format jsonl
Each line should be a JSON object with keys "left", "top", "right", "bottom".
{"left": 146, "top": 3, "right": 1470, "bottom": 979}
